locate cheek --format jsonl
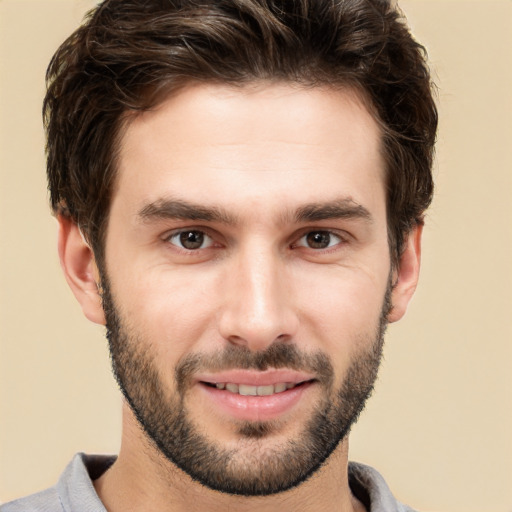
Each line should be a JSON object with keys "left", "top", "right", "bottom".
{"left": 294, "top": 265, "right": 388, "bottom": 367}
{"left": 111, "top": 265, "right": 221, "bottom": 361}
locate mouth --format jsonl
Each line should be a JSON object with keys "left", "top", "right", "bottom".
{"left": 195, "top": 371, "right": 317, "bottom": 422}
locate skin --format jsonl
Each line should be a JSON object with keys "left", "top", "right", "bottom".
{"left": 58, "top": 83, "right": 422, "bottom": 512}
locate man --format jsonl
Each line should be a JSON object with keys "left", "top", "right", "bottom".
{"left": 2, "top": 0, "right": 437, "bottom": 510}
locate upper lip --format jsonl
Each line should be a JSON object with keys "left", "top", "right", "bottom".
{"left": 196, "top": 369, "right": 316, "bottom": 386}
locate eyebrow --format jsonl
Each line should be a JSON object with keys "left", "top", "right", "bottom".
{"left": 293, "top": 199, "right": 373, "bottom": 224}
{"left": 138, "top": 198, "right": 237, "bottom": 225}
{"left": 137, "top": 197, "right": 372, "bottom": 226}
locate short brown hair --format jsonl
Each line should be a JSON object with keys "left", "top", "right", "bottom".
{"left": 44, "top": 0, "right": 437, "bottom": 268}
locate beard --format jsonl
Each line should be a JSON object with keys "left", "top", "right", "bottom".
{"left": 101, "top": 274, "right": 391, "bottom": 496}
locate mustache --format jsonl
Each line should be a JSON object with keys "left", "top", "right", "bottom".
{"left": 175, "top": 343, "right": 334, "bottom": 394}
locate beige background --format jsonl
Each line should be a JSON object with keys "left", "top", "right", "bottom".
{"left": 1, "top": 1, "right": 511, "bottom": 510}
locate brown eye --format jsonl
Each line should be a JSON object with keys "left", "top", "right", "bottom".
{"left": 297, "top": 231, "right": 342, "bottom": 250}
{"left": 306, "top": 231, "right": 331, "bottom": 249}
{"left": 168, "top": 230, "right": 212, "bottom": 250}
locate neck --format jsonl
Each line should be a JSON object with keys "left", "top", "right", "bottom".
{"left": 94, "top": 404, "right": 365, "bottom": 512}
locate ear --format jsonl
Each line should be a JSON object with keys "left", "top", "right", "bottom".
{"left": 388, "top": 224, "right": 423, "bottom": 323}
{"left": 57, "top": 215, "right": 106, "bottom": 325}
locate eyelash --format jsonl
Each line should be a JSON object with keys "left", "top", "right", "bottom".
{"left": 165, "top": 229, "right": 217, "bottom": 251}
{"left": 293, "top": 230, "right": 346, "bottom": 251}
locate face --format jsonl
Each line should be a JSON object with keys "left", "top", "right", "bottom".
{"left": 100, "top": 83, "right": 394, "bottom": 495}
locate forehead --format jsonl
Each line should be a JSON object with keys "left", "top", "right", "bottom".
{"left": 114, "top": 83, "right": 385, "bottom": 220}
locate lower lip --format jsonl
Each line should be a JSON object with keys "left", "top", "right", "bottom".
{"left": 198, "top": 382, "right": 314, "bottom": 422}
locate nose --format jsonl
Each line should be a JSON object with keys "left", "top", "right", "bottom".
{"left": 218, "top": 246, "right": 298, "bottom": 351}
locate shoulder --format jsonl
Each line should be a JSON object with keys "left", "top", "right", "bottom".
{"left": 1, "top": 487, "right": 62, "bottom": 512}
{"left": 1, "top": 453, "right": 115, "bottom": 512}
{"left": 348, "top": 461, "right": 417, "bottom": 512}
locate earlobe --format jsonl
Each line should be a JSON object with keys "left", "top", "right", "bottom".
{"left": 57, "top": 215, "right": 106, "bottom": 325}
{"left": 388, "top": 224, "right": 423, "bottom": 323}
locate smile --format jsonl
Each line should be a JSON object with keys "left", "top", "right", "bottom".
{"left": 207, "top": 382, "right": 300, "bottom": 396}
{"left": 198, "top": 374, "right": 316, "bottom": 421}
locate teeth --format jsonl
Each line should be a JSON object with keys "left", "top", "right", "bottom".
{"left": 215, "top": 382, "right": 297, "bottom": 396}
{"left": 257, "top": 385, "right": 275, "bottom": 396}
{"left": 274, "top": 382, "right": 287, "bottom": 393}
{"left": 225, "top": 383, "right": 239, "bottom": 393}
{"left": 239, "top": 384, "right": 258, "bottom": 396}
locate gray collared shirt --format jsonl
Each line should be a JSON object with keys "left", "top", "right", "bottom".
{"left": 1, "top": 453, "right": 416, "bottom": 512}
